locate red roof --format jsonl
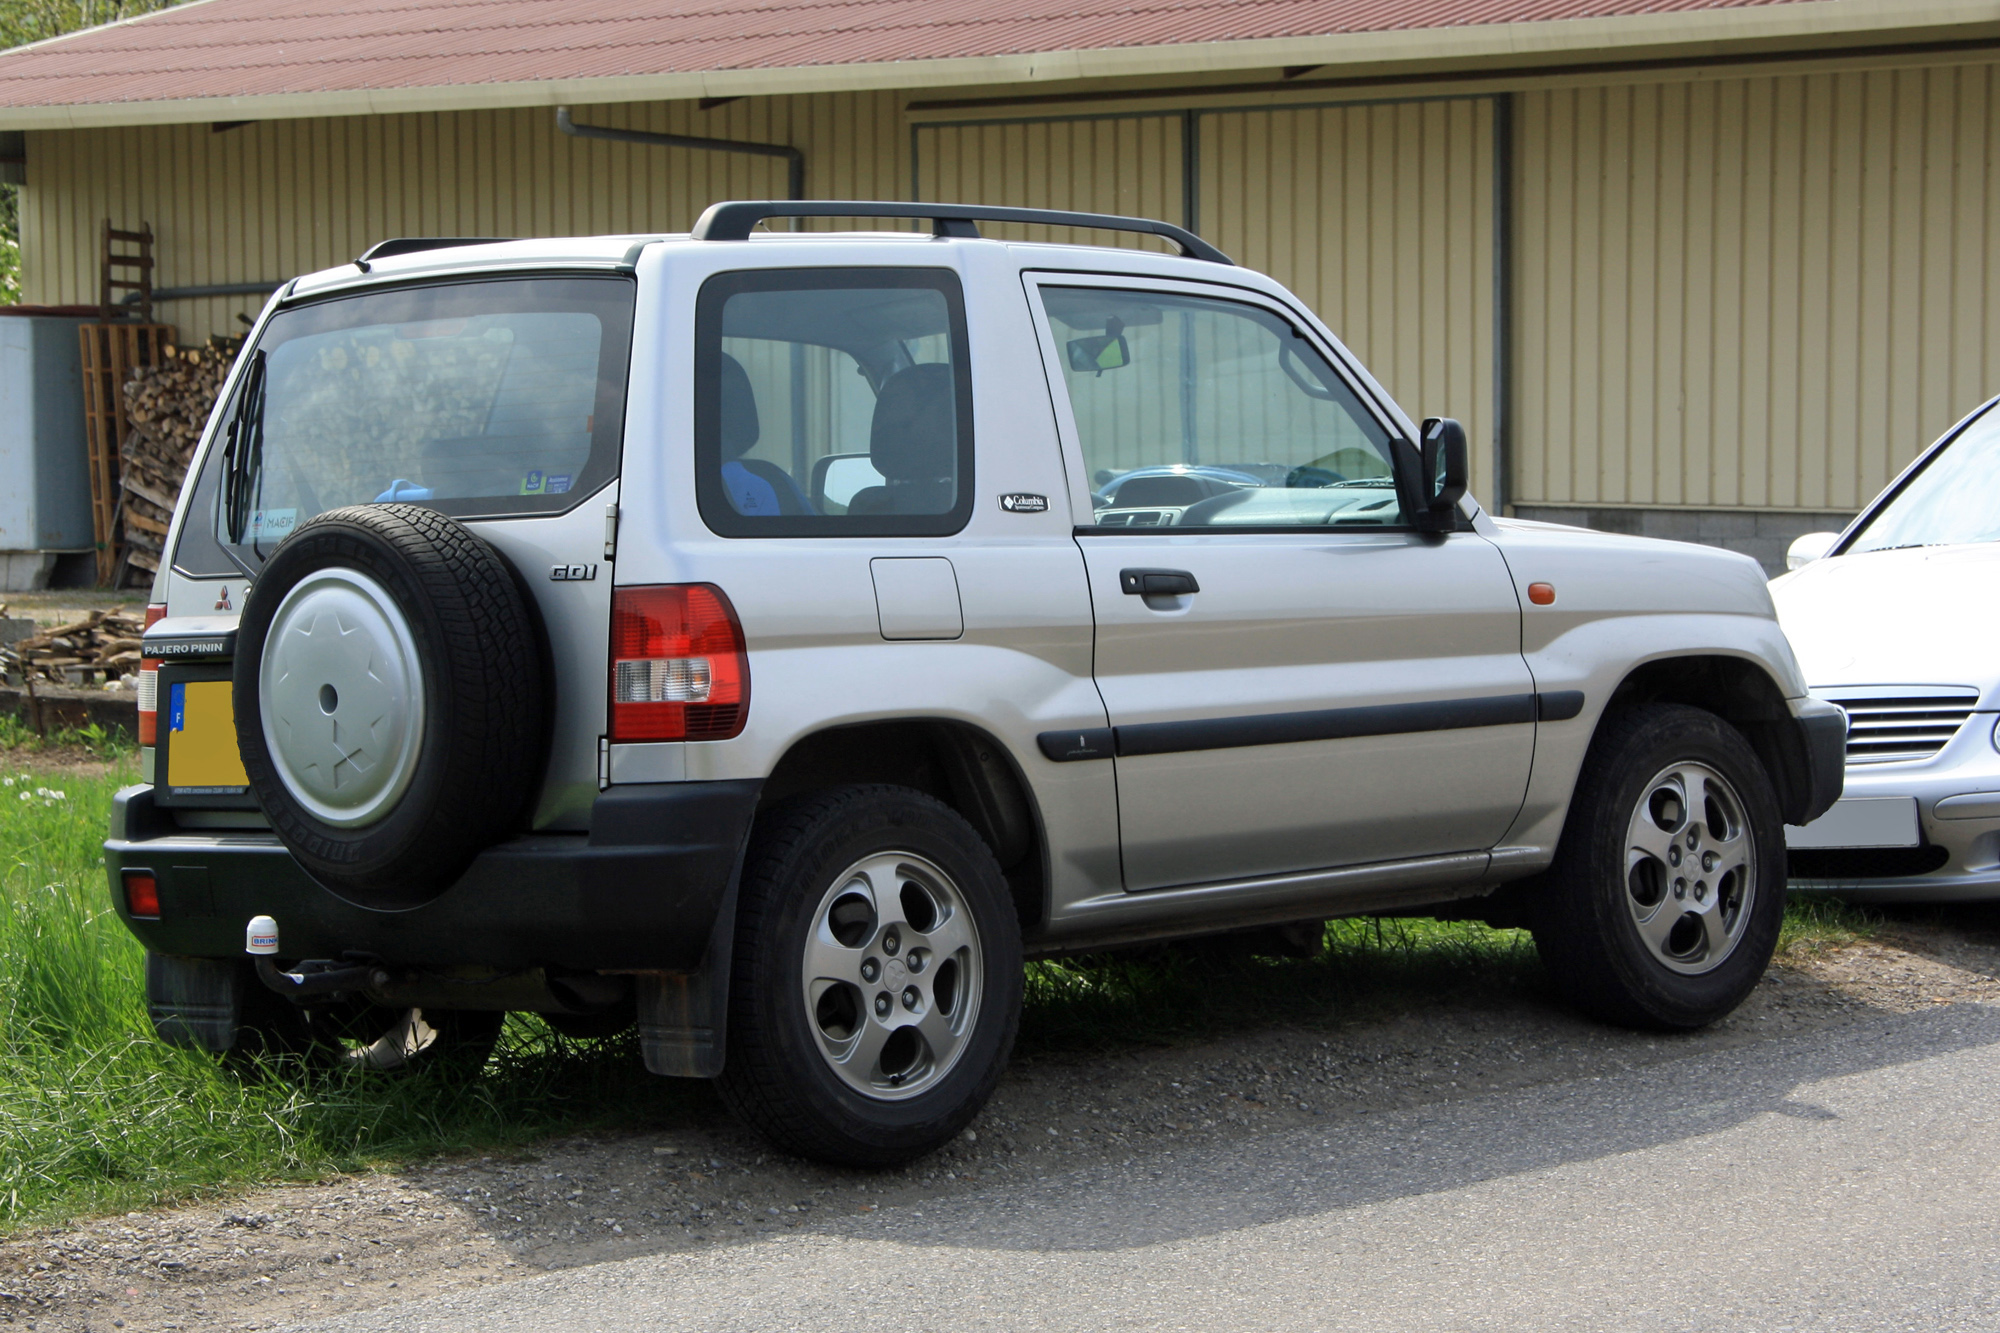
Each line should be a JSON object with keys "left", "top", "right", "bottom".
{"left": 0, "top": 0, "right": 1825, "bottom": 112}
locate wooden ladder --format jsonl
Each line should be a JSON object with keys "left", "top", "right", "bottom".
{"left": 80, "top": 220, "right": 169, "bottom": 585}
{"left": 100, "top": 218, "right": 154, "bottom": 323}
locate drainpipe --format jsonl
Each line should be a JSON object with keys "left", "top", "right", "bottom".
{"left": 556, "top": 107, "right": 804, "bottom": 202}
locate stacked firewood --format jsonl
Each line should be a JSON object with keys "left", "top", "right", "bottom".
{"left": 0, "top": 608, "right": 147, "bottom": 687}
{"left": 118, "top": 339, "right": 240, "bottom": 576}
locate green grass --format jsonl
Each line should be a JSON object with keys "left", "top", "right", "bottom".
{"left": 1777, "top": 891, "right": 1884, "bottom": 956}
{"left": 0, "top": 769, "right": 1903, "bottom": 1229}
{"left": 0, "top": 764, "right": 696, "bottom": 1230}
{"left": 0, "top": 714, "right": 137, "bottom": 761}
{"left": 1019, "top": 916, "right": 1546, "bottom": 1054}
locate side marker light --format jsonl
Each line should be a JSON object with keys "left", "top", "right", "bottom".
{"left": 1528, "top": 582, "right": 1557, "bottom": 606}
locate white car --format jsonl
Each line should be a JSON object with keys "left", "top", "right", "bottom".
{"left": 1774, "top": 395, "right": 2000, "bottom": 900}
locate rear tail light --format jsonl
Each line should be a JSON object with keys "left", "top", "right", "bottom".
{"left": 123, "top": 870, "right": 160, "bottom": 919}
{"left": 609, "top": 585, "right": 748, "bottom": 741}
{"left": 136, "top": 602, "right": 166, "bottom": 745}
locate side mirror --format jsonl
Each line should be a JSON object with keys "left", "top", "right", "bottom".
{"left": 1413, "top": 416, "right": 1468, "bottom": 532}
{"left": 1786, "top": 531, "right": 1840, "bottom": 571}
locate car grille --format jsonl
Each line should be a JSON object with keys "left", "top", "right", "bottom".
{"left": 1820, "top": 689, "right": 1982, "bottom": 764}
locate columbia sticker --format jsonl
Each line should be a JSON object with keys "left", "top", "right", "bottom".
{"left": 999, "top": 493, "right": 1048, "bottom": 513}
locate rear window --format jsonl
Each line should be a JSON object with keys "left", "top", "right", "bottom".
{"left": 177, "top": 275, "right": 633, "bottom": 572}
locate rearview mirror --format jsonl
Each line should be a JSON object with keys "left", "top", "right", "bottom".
{"left": 1066, "top": 317, "right": 1130, "bottom": 375}
{"left": 1786, "top": 531, "right": 1840, "bottom": 571}
{"left": 1414, "top": 416, "right": 1468, "bottom": 532}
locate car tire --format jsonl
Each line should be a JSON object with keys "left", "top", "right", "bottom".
{"left": 1530, "top": 703, "right": 1787, "bottom": 1030}
{"left": 233, "top": 504, "right": 547, "bottom": 907}
{"left": 715, "top": 785, "right": 1023, "bottom": 1168}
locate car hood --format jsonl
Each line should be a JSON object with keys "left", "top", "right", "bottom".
{"left": 1770, "top": 543, "right": 2000, "bottom": 698}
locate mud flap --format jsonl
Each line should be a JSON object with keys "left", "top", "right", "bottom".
{"left": 145, "top": 952, "right": 246, "bottom": 1052}
{"left": 637, "top": 870, "right": 741, "bottom": 1079}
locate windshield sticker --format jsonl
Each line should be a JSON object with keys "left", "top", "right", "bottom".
{"left": 546, "top": 473, "right": 573, "bottom": 495}
{"left": 521, "top": 470, "right": 546, "bottom": 496}
{"left": 248, "top": 508, "right": 297, "bottom": 542}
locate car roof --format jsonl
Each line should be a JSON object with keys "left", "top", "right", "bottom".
{"left": 284, "top": 228, "right": 1229, "bottom": 301}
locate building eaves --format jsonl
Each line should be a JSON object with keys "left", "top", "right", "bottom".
{"left": 0, "top": 0, "right": 1993, "bottom": 130}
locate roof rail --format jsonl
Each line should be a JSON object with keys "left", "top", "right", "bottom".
{"left": 353, "top": 236, "right": 515, "bottom": 270}
{"left": 688, "top": 200, "right": 1232, "bottom": 265}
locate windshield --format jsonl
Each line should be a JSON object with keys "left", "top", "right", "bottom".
{"left": 212, "top": 275, "right": 634, "bottom": 559}
{"left": 1847, "top": 400, "right": 2000, "bottom": 555}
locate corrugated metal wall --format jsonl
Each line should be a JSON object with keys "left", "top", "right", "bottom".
{"left": 918, "top": 101, "right": 1495, "bottom": 497}
{"left": 27, "top": 57, "right": 2000, "bottom": 523}
{"left": 1203, "top": 100, "right": 1496, "bottom": 500}
{"left": 1516, "top": 63, "right": 2000, "bottom": 514}
{"left": 21, "top": 93, "right": 907, "bottom": 341}
{"left": 915, "top": 114, "right": 1186, "bottom": 248}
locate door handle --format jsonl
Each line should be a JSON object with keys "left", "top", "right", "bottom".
{"left": 1120, "top": 568, "right": 1200, "bottom": 596}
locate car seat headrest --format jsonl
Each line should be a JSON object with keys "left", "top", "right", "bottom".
{"left": 868, "top": 363, "right": 957, "bottom": 482}
{"left": 719, "top": 353, "right": 760, "bottom": 461}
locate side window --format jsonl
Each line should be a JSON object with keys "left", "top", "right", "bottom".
{"left": 694, "top": 268, "right": 975, "bottom": 538}
{"left": 1040, "top": 286, "right": 1408, "bottom": 529}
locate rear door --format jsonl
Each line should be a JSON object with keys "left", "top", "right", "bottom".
{"left": 1027, "top": 274, "right": 1533, "bottom": 891}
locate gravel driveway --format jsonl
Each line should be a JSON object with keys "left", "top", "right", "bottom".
{"left": 5, "top": 918, "right": 1997, "bottom": 1332}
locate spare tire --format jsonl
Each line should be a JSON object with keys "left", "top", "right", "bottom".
{"left": 233, "top": 504, "right": 547, "bottom": 907}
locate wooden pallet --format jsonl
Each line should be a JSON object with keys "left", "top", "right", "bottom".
{"left": 78, "top": 322, "right": 170, "bottom": 586}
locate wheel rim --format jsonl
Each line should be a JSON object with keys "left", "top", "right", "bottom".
{"left": 800, "top": 851, "right": 983, "bottom": 1102}
{"left": 1623, "top": 760, "right": 1758, "bottom": 975}
{"left": 259, "top": 569, "right": 425, "bottom": 828}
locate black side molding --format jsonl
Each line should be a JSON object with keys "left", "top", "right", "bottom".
{"left": 1036, "top": 691, "right": 1581, "bottom": 762}
{"left": 1535, "top": 690, "right": 1586, "bottom": 721}
{"left": 1037, "top": 728, "right": 1116, "bottom": 762}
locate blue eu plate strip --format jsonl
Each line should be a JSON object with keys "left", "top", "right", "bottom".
{"left": 169, "top": 681, "right": 186, "bottom": 734}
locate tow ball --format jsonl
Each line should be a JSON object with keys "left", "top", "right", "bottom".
{"left": 244, "top": 914, "right": 380, "bottom": 997}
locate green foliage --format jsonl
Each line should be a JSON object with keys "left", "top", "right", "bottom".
{"left": 0, "top": 0, "right": 183, "bottom": 304}
{"left": 0, "top": 766, "right": 701, "bottom": 1229}
{"left": 0, "top": 215, "right": 17, "bottom": 306}
{"left": 0, "top": 0, "right": 180, "bottom": 50}
{"left": 0, "top": 714, "right": 137, "bottom": 759}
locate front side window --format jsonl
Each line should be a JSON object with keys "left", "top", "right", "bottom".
{"left": 1846, "top": 401, "right": 2000, "bottom": 555}
{"left": 203, "top": 276, "right": 633, "bottom": 564}
{"left": 1040, "top": 285, "right": 1407, "bottom": 529}
{"left": 694, "top": 268, "right": 974, "bottom": 538}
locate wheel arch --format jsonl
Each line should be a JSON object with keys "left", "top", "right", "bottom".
{"left": 757, "top": 718, "right": 1049, "bottom": 932}
{"left": 1602, "top": 653, "right": 1820, "bottom": 826}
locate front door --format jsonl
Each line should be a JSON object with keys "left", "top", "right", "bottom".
{"left": 1029, "top": 275, "right": 1534, "bottom": 891}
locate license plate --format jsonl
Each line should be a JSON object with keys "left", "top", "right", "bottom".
{"left": 164, "top": 679, "right": 250, "bottom": 794}
{"left": 1785, "top": 796, "right": 1920, "bottom": 849}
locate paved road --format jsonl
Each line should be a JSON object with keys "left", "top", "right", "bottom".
{"left": 292, "top": 1002, "right": 2000, "bottom": 1332}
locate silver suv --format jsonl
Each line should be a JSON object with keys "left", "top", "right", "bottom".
{"left": 111, "top": 201, "right": 1845, "bottom": 1166}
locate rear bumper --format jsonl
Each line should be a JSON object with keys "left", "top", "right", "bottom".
{"left": 105, "top": 779, "right": 762, "bottom": 972}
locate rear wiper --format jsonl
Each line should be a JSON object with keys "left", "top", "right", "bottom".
{"left": 221, "top": 350, "right": 267, "bottom": 546}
